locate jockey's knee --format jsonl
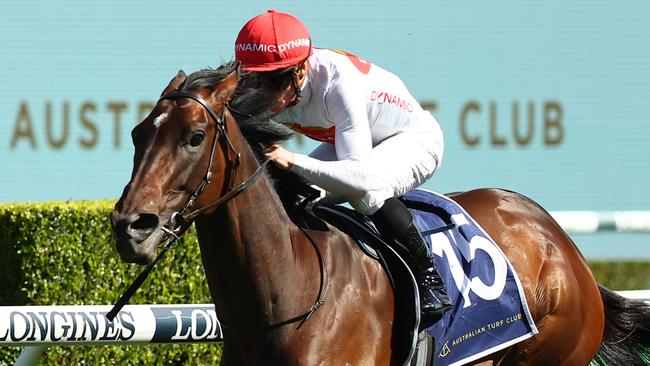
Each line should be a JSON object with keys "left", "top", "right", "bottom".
{"left": 339, "top": 162, "right": 397, "bottom": 215}
{"left": 349, "top": 188, "right": 394, "bottom": 216}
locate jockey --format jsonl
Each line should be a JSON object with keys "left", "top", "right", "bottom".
{"left": 235, "top": 10, "right": 452, "bottom": 315}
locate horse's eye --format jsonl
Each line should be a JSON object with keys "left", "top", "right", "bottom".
{"left": 189, "top": 132, "right": 205, "bottom": 147}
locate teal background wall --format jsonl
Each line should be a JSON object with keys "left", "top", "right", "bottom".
{"left": 1, "top": 0, "right": 649, "bottom": 258}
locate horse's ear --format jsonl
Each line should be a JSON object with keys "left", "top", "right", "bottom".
{"left": 210, "top": 69, "right": 240, "bottom": 103}
{"left": 161, "top": 70, "right": 187, "bottom": 96}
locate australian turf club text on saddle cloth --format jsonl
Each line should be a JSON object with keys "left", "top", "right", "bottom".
{"left": 317, "top": 188, "right": 538, "bottom": 365}
{"left": 403, "top": 189, "right": 538, "bottom": 365}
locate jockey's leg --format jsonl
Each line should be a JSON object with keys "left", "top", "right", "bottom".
{"left": 370, "top": 197, "right": 453, "bottom": 315}
{"left": 309, "top": 130, "right": 451, "bottom": 314}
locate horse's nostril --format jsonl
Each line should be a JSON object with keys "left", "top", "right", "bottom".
{"left": 131, "top": 213, "right": 160, "bottom": 231}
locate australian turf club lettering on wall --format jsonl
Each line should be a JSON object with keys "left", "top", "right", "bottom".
{"left": 6, "top": 100, "right": 155, "bottom": 149}
{"left": 3, "top": 99, "right": 563, "bottom": 150}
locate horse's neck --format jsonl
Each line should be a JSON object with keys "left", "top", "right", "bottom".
{"left": 196, "top": 152, "right": 315, "bottom": 329}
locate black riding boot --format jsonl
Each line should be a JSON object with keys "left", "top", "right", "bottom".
{"left": 370, "top": 198, "right": 453, "bottom": 316}
{"left": 397, "top": 222, "right": 453, "bottom": 315}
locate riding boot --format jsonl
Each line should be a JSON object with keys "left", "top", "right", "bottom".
{"left": 396, "top": 222, "right": 453, "bottom": 315}
{"left": 370, "top": 197, "right": 453, "bottom": 316}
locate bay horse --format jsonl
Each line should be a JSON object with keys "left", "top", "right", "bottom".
{"left": 111, "top": 63, "right": 650, "bottom": 365}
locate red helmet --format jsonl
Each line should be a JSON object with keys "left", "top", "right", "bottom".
{"left": 235, "top": 10, "right": 313, "bottom": 72}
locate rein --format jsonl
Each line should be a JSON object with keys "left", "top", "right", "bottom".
{"left": 108, "top": 90, "right": 327, "bottom": 329}
{"left": 217, "top": 209, "right": 329, "bottom": 332}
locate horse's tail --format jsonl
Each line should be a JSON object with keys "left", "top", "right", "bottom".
{"left": 593, "top": 285, "right": 650, "bottom": 366}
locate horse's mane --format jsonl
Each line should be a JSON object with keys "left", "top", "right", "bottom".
{"left": 179, "top": 62, "right": 313, "bottom": 205}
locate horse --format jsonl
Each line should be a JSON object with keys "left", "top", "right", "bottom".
{"left": 111, "top": 63, "right": 650, "bottom": 365}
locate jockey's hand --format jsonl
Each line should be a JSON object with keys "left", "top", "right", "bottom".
{"left": 263, "top": 144, "right": 295, "bottom": 170}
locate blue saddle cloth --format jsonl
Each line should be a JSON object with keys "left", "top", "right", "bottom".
{"left": 402, "top": 189, "right": 538, "bottom": 366}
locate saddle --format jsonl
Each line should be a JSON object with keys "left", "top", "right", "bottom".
{"left": 312, "top": 203, "right": 423, "bottom": 366}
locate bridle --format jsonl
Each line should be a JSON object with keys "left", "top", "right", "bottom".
{"left": 108, "top": 88, "right": 327, "bottom": 329}
{"left": 107, "top": 90, "right": 268, "bottom": 321}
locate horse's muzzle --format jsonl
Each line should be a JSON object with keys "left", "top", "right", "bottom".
{"left": 110, "top": 210, "right": 164, "bottom": 265}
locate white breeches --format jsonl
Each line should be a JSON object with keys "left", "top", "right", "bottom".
{"left": 304, "top": 129, "right": 443, "bottom": 215}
